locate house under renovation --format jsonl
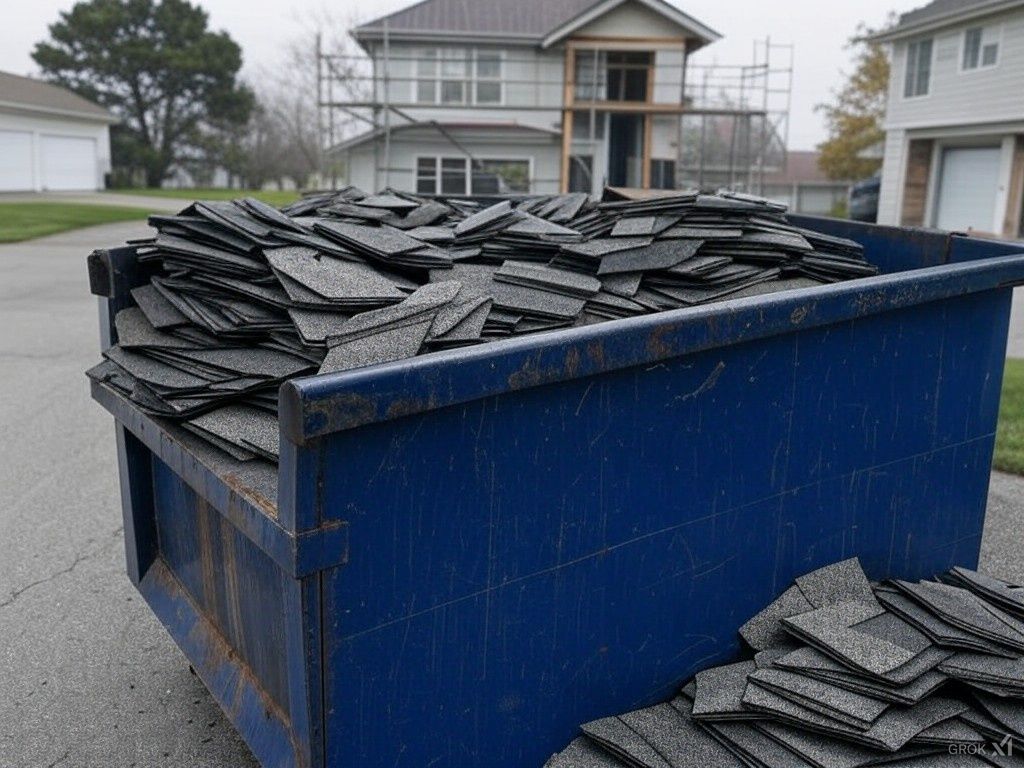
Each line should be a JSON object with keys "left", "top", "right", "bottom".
{"left": 323, "top": 0, "right": 792, "bottom": 198}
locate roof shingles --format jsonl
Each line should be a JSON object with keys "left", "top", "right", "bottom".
{"left": 0, "top": 70, "right": 113, "bottom": 121}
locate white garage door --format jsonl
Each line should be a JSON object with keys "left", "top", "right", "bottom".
{"left": 934, "top": 146, "right": 1001, "bottom": 233}
{"left": 40, "top": 135, "right": 97, "bottom": 191}
{"left": 0, "top": 130, "right": 34, "bottom": 191}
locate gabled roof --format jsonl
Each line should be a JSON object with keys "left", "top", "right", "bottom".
{"left": 868, "top": 0, "right": 1024, "bottom": 42}
{"left": 354, "top": 0, "right": 719, "bottom": 49}
{"left": 0, "top": 70, "right": 115, "bottom": 123}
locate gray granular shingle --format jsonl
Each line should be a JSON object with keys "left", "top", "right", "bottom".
{"left": 782, "top": 602, "right": 919, "bottom": 680}
{"left": 318, "top": 317, "right": 433, "bottom": 375}
{"left": 620, "top": 699, "right": 746, "bottom": 768}
{"left": 131, "top": 284, "right": 189, "bottom": 329}
{"left": 740, "top": 585, "right": 815, "bottom": 651}
{"left": 875, "top": 588, "right": 1016, "bottom": 656}
{"left": 544, "top": 738, "right": 627, "bottom": 768}
{"left": 795, "top": 559, "right": 879, "bottom": 609}
{"left": 691, "top": 661, "right": 758, "bottom": 720}
{"left": 580, "top": 714, "right": 672, "bottom": 768}
{"left": 747, "top": 668, "right": 889, "bottom": 728}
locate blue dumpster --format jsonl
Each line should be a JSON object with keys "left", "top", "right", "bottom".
{"left": 89, "top": 217, "right": 1024, "bottom": 768}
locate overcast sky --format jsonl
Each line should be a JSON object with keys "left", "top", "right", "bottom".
{"left": 0, "top": 0, "right": 924, "bottom": 150}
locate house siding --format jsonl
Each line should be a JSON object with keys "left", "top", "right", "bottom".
{"left": 885, "top": 6, "right": 1024, "bottom": 130}
{"left": 572, "top": 1, "right": 689, "bottom": 39}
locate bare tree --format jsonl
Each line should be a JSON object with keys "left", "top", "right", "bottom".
{"left": 254, "top": 8, "right": 370, "bottom": 189}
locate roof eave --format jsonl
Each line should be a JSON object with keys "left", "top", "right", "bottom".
{"left": 0, "top": 100, "right": 118, "bottom": 124}
{"left": 866, "top": 0, "right": 1024, "bottom": 43}
{"left": 353, "top": 28, "right": 542, "bottom": 48}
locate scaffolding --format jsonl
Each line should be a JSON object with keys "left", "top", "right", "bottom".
{"left": 316, "top": 32, "right": 793, "bottom": 195}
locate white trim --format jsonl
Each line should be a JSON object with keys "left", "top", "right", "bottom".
{"left": 924, "top": 139, "right": 944, "bottom": 226}
{"left": 0, "top": 100, "right": 116, "bottom": 124}
{"left": 995, "top": 135, "right": 1017, "bottom": 233}
{"left": 540, "top": 0, "right": 721, "bottom": 49}
{"left": 958, "top": 23, "right": 1002, "bottom": 73}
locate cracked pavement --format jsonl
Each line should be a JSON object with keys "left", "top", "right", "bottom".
{"left": 0, "top": 221, "right": 1022, "bottom": 768}
{"left": 0, "top": 222, "right": 257, "bottom": 768}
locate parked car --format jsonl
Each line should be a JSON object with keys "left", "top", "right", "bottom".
{"left": 848, "top": 176, "right": 880, "bottom": 223}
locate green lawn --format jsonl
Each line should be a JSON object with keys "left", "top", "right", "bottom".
{"left": 110, "top": 187, "right": 300, "bottom": 206}
{"left": 996, "top": 358, "right": 1024, "bottom": 476}
{"left": 0, "top": 203, "right": 151, "bottom": 243}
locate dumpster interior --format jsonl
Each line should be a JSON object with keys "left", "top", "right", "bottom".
{"left": 547, "top": 558, "right": 1024, "bottom": 767}
{"left": 86, "top": 188, "right": 878, "bottom": 465}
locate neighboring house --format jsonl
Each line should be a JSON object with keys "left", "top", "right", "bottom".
{"left": 761, "top": 150, "right": 851, "bottom": 216}
{"left": 338, "top": 0, "right": 721, "bottom": 196}
{"left": 0, "top": 70, "right": 115, "bottom": 192}
{"left": 870, "top": 0, "right": 1024, "bottom": 237}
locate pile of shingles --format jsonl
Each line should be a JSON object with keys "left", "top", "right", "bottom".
{"left": 546, "top": 559, "right": 1024, "bottom": 768}
{"left": 86, "top": 187, "right": 877, "bottom": 464}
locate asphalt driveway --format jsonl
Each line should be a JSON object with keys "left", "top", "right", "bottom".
{"left": 0, "top": 221, "right": 1022, "bottom": 767}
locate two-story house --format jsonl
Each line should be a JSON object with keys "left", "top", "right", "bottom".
{"left": 872, "top": 0, "right": 1024, "bottom": 238}
{"left": 333, "top": 0, "right": 720, "bottom": 196}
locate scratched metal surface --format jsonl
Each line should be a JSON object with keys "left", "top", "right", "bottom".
{"left": 91, "top": 218, "right": 1024, "bottom": 768}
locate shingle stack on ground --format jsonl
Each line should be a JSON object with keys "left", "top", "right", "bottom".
{"left": 87, "top": 187, "right": 878, "bottom": 464}
{"left": 545, "top": 560, "right": 1024, "bottom": 768}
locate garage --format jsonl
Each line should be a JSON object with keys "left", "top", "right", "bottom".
{"left": 933, "top": 146, "right": 1002, "bottom": 233}
{"left": 0, "top": 70, "right": 113, "bottom": 192}
{"left": 0, "top": 129, "right": 33, "bottom": 190}
{"left": 40, "top": 135, "right": 98, "bottom": 191}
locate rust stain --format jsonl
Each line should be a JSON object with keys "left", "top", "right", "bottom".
{"left": 645, "top": 324, "right": 674, "bottom": 358}
{"left": 586, "top": 340, "right": 606, "bottom": 368}
{"left": 150, "top": 562, "right": 309, "bottom": 766}
{"left": 222, "top": 472, "right": 278, "bottom": 519}
{"left": 564, "top": 347, "right": 581, "bottom": 377}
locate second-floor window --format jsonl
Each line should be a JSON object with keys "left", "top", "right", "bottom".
{"left": 904, "top": 38, "right": 933, "bottom": 98}
{"left": 574, "top": 50, "right": 651, "bottom": 102}
{"left": 963, "top": 26, "right": 1000, "bottom": 70}
{"left": 415, "top": 49, "right": 503, "bottom": 105}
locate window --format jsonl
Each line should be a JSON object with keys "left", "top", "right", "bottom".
{"left": 415, "top": 49, "right": 438, "bottom": 103}
{"left": 441, "top": 157, "right": 467, "bottom": 193}
{"left": 441, "top": 49, "right": 468, "bottom": 104}
{"left": 904, "top": 38, "right": 933, "bottom": 98}
{"left": 574, "top": 50, "right": 651, "bottom": 102}
{"left": 415, "top": 48, "right": 502, "bottom": 105}
{"left": 416, "top": 157, "right": 530, "bottom": 195}
{"left": 607, "top": 51, "right": 651, "bottom": 102}
{"left": 963, "top": 26, "right": 999, "bottom": 70}
{"left": 475, "top": 51, "right": 502, "bottom": 104}
{"left": 472, "top": 160, "right": 530, "bottom": 194}
{"left": 650, "top": 160, "right": 676, "bottom": 190}
{"left": 574, "top": 51, "right": 608, "bottom": 101}
{"left": 416, "top": 157, "right": 438, "bottom": 194}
